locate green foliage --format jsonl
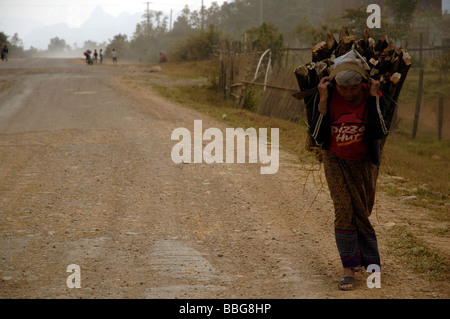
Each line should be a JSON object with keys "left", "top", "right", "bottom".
{"left": 341, "top": 6, "right": 393, "bottom": 41}
{"left": 82, "top": 40, "right": 99, "bottom": 51}
{"left": 214, "top": 0, "right": 315, "bottom": 39}
{"left": 410, "top": 7, "right": 449, "bottom": 49}
{"left": 139, "top": 9, "right": 168, "bottom": 37}
{"left": 431, "top": 52, "right": 450, "bottom": 81}
{"left": 9, "top": 33, "right": 22, "bottom": 47}
{"left": 293, "top": 21, "right": 339, "bottom": 47}
{"left": 387, "top": 226, "right": 449, "bottom": 280}
{"left": 170, "top": 6, "right": 194, "bottom": 37}
{"left": 171, "top": 25, "right": 222, "bottom": 61}
{"left": 241, "top": 88, "right": 260, "bottom": 112}
{"left": 386, "top": 0, "right": 418, "bottom": 25}
{"left": 47, "top": 37, "right": 70, "bottom": 51}
{"left": 341, "top": 6, "right": 368, "bottom": 33}
{"left": 13, "top": 0, "right": 441, "bottom": 61}
{"left": 103, "top": 10, "right": 171, "bottom": 63}
{"left": 385, "top": 0, "right": 419, "bottom": 40}
{"left": 0, "top": 31, "right": 25, "bottom": 57}
{"left": 0, "top": 31, "right": 7, "bottom": 44}
{"left": 105, "top": 34, "right": 129, "bottom": 59}
{"left": 245, "top": 23, "right": 284, "bottom": 61}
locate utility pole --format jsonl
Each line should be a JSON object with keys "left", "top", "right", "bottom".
{"left": 144, "top": 2, "right": 152, "bottom": 28}
{"left": 260, "top": 0, "right": 263, "bottom": 25}
{"left": 201, "top": 0, "right": 205, "bottom": 30}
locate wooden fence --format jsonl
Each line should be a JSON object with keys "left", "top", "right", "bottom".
{"left": 218, "top": 41, "right": 447, "bottom": 139}
{"left": 219, "top": 48, "right": 307, "bottom": 123}
{"left": 219, "top": 52, "right": 261, "bottom": 103}
{"left": 256, "top": 64, "right": 305, "bottom": 122}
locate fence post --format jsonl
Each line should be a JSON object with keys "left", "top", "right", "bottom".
{"left": 438, "top": 97, "right": 444, "bottom": 141}
{"left": 285, "top": 48, "right": 289, "bottom": 68}
{"left": 419, "top": 33, "right": 423, "bottom": 64}
{"left": 412, "top": 33, "right": 423, "bottom": 139}
{"left": 412, "top": 68, "right": 424, "bottom": 139}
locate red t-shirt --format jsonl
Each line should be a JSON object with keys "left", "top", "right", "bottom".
{"left": 328, "top": 86, "right": 370, "bottom": 160}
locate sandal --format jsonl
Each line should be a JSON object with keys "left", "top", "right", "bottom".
{"left": 338, "top": 276, "right": 355, "bottom": 291}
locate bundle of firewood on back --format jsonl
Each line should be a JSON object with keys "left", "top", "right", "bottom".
{"left": 293, "top": 27, "right": 411, "bottom": 156}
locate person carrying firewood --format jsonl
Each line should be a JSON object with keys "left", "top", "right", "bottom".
{"left": 309, "top": 50, "right": 389, "bottom": 291}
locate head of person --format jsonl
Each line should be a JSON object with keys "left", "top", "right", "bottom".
{"left": 335, "top": 70, "right": 363, "bottom": 101}
{"left": 329, "top": 50, "right": 368, "bottom": 102}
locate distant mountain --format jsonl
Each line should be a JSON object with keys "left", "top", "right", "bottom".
{"left": 19, "top": 7, "right": 142, "bottom": 50}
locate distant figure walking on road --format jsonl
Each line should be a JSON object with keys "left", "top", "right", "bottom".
{"left": 2, "top": 44, "right": 8, "bottom": 61}
{"left": 112, "top": 48, "right": 117, "bottom": 64}
{"left": 99, "top": 49, "right": 103, "bottom": 64}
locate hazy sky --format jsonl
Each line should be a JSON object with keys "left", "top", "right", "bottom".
{"left": 444, "top": 0, "right": 450, "bottom": 11}
{"left": 0, "top": 0, "right": 226, "bottom": 28}
{"left": 1, "top": 0, "right": 449, "bottom": 29}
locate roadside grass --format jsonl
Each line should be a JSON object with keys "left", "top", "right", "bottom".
{"left": 378, "top": 65, "right": 450, "bottom": 219}
{"left": 380, "top": 128, "right": 450, "bottom": 220}
{"left": 154, "top": 60, "right": 221, "bottom": 83}
{"left": 400, "top": 67, "right": 450, "bottom": 104}
{"left": 124, "top": 60, "right": 449, "bottom": 282}
{"left": 386, "top": 226, "right": 449, "bottom": 281}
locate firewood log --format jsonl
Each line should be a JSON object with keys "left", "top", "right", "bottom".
{"left": 312, "top": 33, "right": 338, "bottom": 63}
{"left": 374, "top": 34, "right": 389, "bottom": 53}
{"left": 294, "top": 27, "right": 411, "bottom": 153}
{"left": 335, "top": 35, "right": 356, "bottom": 57}
{"left": 312, "top": 41, "right": 328, "bottom": 62}
{"left": 294, "top": 65, "right": 310, "bottom": 91}
{"left": 339, "top": 27, "right": 349, "bottom": 40}
{"left": 326, "top": 33, "right": 338, "bottom": 53}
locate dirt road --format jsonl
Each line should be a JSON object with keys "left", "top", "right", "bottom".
{"left": 0, "top": 58, "right": 447, "bottom": 299}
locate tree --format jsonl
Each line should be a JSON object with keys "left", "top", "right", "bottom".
{"left": 48, "top": 37, "right": 70, "bottom": 52}
{"left": 340, "top": 6, "right": 389, "bottom": 42}
{"left": 171, "top": 8, "right": 193, "bottom": 37}
{"left": 0, "top": 31, "right": 8, "bottom": 44}
{"left": 293, "top": 20, "right": 339, "bottom": 47}
{"left": 411, "top": 6, "right": 449, "bottom": 47}
{"left": 105, "top": 34, "right": 129, "bottom": 59}
{"left": 129, "top": 9, "right": 169, "bottom": 62}
{"left": 245, "top": 23, "right": 284, "bottom": 63}
{"left": 203, "top": 2, "right": 223, "bottom": 29}
{"left": 341, "top": 6, "right": 370, "bottom": 36}
{"left": 135, "top": 9, "right": 168, "bottom": 38}
{"left": 385, "top": 0, "right": 418, "bottom": 41}
{"left": 216, "top": 0, "right": 260, "bottom": 37}
{"left": 82, "top": 40, "right": 99, "bottom": 51}
{"left": 261, "top": 0, "right": 315, "bottom": 35}
{"left": 10, "top": 33, "right": 22, "bottom": 47}
{"left": 171, "top": 24, "right": 222, "bottom": 61}
{"left": 246, "top": 23, "right": 283, "bottom": 51}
